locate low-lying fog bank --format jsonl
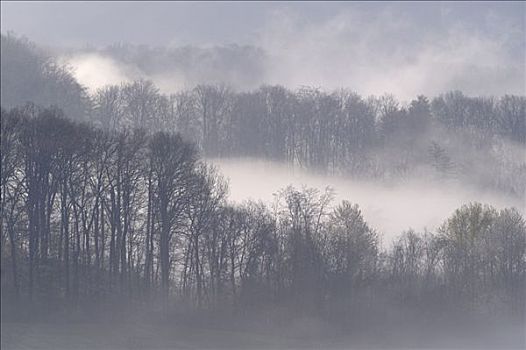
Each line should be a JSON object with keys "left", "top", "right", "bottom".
{"left": 209, "top": 157, "right": 525, "bottom": 244}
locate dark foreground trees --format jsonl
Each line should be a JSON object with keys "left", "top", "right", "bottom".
{"left": 1, "top": 107, "right": 524, "bottom": 328}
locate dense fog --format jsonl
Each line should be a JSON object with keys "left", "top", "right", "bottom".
{"left": 3, "top": 2, "right": 525, "bottom": 99}
{"left": 211, "top": 158, "right": 525, "bottom": 244}
{"left": 1, "top": 2, "right": 525, "bottom": 350}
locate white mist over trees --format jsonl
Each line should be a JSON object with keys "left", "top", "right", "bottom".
{"left": 5, "top": 2, "right": 522, "bottom": 99}
{"left": 0, "top": 11, "right": 525, "bottom": 348}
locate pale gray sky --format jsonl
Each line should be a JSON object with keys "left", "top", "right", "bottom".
{"left": 1, "top": 2, "right": 523, "bottom": 47}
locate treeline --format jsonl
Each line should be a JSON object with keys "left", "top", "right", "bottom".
{"left": 88, "top": 41, "right": 268, "bottom": 90}
{"left": 93, "top": 82, "right": 526, "bottom": 152}
{"left": 2, "top": 34, "right": 525, "bottom": 196}
{"left": 0, "top": 34, "right": 90, "bottom": 121}
{"left": 1, "top": 107, "right": 525, "bottom": 322}
{"left": 91, "top": 82, "right": 526, "bottom": 195}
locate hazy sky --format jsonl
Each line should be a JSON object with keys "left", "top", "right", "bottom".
{"left": 1, "top": 2, "right": 523, "bottom": 47}
{"left": 2, "top": 1, "right": 525, "bottom": 98}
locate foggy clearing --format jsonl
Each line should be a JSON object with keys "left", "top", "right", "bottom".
{"left": 211, "top": 157, "right": 525, "bottom": 244}
{"left": 1, "top": 2, "right": 525, "bottom": 350}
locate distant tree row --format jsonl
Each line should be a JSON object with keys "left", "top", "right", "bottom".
{"left": 2, "top": 108, "right": 524, "bottom": 321}
{"left": 0, "top": 33, "right": 90, "bottom": 121}
{"left": 93, "top": 82, "right": 526, "bottom": 154}
{"left": 92, "top": 82, "right": 526, "bottom": 195}
{"left": 2, "top": 34, "right": 524, "bottom": 196}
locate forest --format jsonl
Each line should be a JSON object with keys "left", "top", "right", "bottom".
{"left": 1, "top": 32, "right": 525, "bottom": 349}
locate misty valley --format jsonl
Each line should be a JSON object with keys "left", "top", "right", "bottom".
{"left": 1, "top": 3, "right": 526, "bottom": 350}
